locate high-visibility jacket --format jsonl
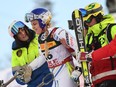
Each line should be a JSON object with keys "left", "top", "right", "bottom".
{"left": 11, "top": 30, "right": 53, "bottom": 87}
{"left": 12, "top": 35, "right": 39, "bottom": 67}
{"left": 85, "top": 14, "right": 116, "bottom": 85}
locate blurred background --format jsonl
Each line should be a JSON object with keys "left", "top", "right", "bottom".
{"left": 0, "top": 0, "right": 115, "bottom": 86}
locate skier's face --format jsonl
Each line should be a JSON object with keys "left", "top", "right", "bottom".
{"left": 17, "top": 28, "right": 29, "bottom": 41}
{"left": 31, "top": 20, "right": 43, "bottom": 35}
{"left": 85, "top": 16, "right": 97, "bottom": 27}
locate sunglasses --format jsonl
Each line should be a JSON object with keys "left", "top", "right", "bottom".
{"left": 85, "top": 16, "right": 94, "bottom": 23}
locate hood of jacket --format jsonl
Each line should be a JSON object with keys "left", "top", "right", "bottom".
{"left": 87, "top": 14, "right": 115, "bottom": 36}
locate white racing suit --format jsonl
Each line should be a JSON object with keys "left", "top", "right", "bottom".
{"left": 38, "top": 27, "right": 80, "bottom": 87}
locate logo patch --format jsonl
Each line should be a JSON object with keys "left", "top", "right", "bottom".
{"left": 40, "top": 41, "right": 56, "bottom": 51}
{"left": 17, "top": 50, "right": 22, "bottom": 57}
{"left": 88, "top": 3, "right": 95, "bottom": 10}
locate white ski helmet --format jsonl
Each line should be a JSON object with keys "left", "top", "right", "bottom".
{"left": 25, "top": 8, "right": 52, "bottom": 29}
{"left": 8, "top": 20, "right": 27, "bottom": 37}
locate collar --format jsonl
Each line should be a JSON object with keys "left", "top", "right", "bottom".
{"left": 88, "top": 14, "right": 115, "bottom": 36}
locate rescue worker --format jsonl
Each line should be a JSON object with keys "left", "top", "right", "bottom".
{"left": 8, "top": 20, "right": 53, "bottom": 87}
{"left": 79, "top": 2, "right": 116, "bottom": 87}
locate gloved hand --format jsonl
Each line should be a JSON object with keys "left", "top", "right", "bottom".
{"left": 16, "top": 65, "right": 32, "bottom": 83}
{"left": 77, "top": 51, "right": 93, "bottom": 62}
{"left": 71, "top": 66, "right": 82, "bottom": 82}
{"left": 23, "top": 65, "right": 32, "bottom": 83}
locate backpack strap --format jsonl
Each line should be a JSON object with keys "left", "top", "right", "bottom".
{"left": 106, "top": 23, "right": 116, "bottom": 70}
{"left": 106, "top": 23, "right": 116, "bottom": 42}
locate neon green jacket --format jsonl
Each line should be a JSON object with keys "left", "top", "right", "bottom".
{"left": 85, "top": 14, "right": 116, "bottom": 85}
{"left": 11, "top": 35, "right": 39, "bottom": 67}
{"left": 11, "top": 30, "right": 53, "bottom": 87}
{"left": 85, "top": 14, "right": 116, "bottom": 50}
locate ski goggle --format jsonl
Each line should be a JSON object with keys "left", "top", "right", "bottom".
{"left": 11, "top": 21, "right": 25, "bottom": 35}
{"left": 25, "top": 11, "right": 51, "bottom": 23}
{"left": 84, "top": 16, "right": 94, "bottom": 23}
{"left": 25, "top": 13, "right": 40, "bottom": 22}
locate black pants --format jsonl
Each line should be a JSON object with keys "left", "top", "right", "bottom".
{"left": 95, "top": 80, "right": 116, "bottom": 87}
